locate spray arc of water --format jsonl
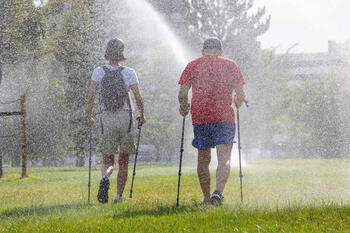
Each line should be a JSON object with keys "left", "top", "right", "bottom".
{"left": 126, "top": 0, "right": 192, "bottom": 68}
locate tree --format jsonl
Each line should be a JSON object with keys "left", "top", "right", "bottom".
{"left": 51, "top": 0, "right": 104, "bottom": 166}
{"left": 134, "top": 46, "right": 185, "bottom": 161}
{"left": 182, "top": 0, "right": 270, "bottom": 74}
{"left": 0, "top": 0, "right": 44, "bottom": 176}
{"left": 1, "top": 0, "right": 43, "bottom": 64}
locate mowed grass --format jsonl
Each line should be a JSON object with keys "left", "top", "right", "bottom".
{"left": 1, "top": 159, "right": 350, "bottom": 232}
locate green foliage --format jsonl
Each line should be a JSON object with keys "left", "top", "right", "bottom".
{"left": 133, "top": 45, "right": 187, "bottom": 161}
{"left": 47, "top": 0, "right": 104, "bottom": 165}
{"left": 1, "top": 0, "right": 43, "bottom": 63}
{"left": 182, "top": 0, "right": 270, "bottom": 74}
{"left": 273, "top": 69, "right": 350, "bottom": 158}
{"left": 239, "top": 49, "right": 291, "bottom": 156}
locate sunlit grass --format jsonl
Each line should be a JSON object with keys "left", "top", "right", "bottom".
{"left": 1, "top": 159, "right": 350, "bottom": 232}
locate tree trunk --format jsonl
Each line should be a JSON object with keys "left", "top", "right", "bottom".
{"left": 75, "top": 152, "right": 85, "bottom": 167}
{"left": 11, "top": 151, "right": 21, "bottom": 167}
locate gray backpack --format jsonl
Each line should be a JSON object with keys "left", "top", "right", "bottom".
{"left": 100, "top": 66, "right": 132, "bottom": 132}
{"left": 100, "top": 66, "right": 131, "bottom": 111}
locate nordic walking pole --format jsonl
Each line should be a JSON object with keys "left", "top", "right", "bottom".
{"left": 88, "top": 128, "right": 92, "bottom": 204}
{"left": 129, "top": 123, "right": 142, "bottom": 198}
{"left": 236, "top": 100, "right": 248, "bottom": 203}
{"left": 176, "top": 116, "right": 186, "bottom": 207}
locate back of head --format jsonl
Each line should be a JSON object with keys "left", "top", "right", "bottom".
{"left": 202, "top": 37, "right": 222, "bottom": 53}
{"left": 105, "top": 38, "right": 126, "bottom": 62}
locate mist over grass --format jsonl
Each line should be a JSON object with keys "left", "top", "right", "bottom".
{"left": 2, "top": 159, "right": 350, "bottom": 232}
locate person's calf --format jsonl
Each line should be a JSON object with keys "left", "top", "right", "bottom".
{"left": 117, "top": 154, "right": 129, "bottom": 196}
{"left": 102, "top": 154, "right": 115, "bottom": 177}
{"left": 216, "top": 162, "right": 230, "bottom": 192}
{"left": 197, "top": 149, "right": 211, "bottom": 199}
{"left": 105, "top": 166, "right": 114, "bottom": 177}
{"left": 216, "top": 144, "right": 232, "bottom": 193}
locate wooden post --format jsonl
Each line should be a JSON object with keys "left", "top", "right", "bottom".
{"left": 20, "top": 94, "right": 28, "bottom": 178}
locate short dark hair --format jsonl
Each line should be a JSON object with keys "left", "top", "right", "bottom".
{"left": 105, "top": 38, "right": 126, "bottom": 62}
{"left": 203, "top": 37, "right": 222, "bottom": 51}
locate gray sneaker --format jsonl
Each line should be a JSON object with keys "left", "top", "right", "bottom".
{"left": 210, "top": 190, "right": 224, "bottom": 205}
{"left": 203, "top": 198, "right": 211, "bottom": 205}
{"left": 113, "top": 194, "right": 123, "bottom": 204}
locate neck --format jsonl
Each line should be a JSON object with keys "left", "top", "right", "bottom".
{"left": 202, "top": 49, "right": 222, "bottom": 57}
{"left": 109, "top": 61, "right": 120, "bottom": 67}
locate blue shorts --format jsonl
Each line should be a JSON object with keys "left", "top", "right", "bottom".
{"left": 192, "top": 122, "right": 236, "bottom": 150}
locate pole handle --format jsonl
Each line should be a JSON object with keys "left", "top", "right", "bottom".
{"left": 243, "top": 100, "right": 249, "bottom": 107}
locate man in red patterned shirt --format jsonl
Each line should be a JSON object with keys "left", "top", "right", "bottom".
{"left": 178, "top": 38, "right": 246, "bottom": 204}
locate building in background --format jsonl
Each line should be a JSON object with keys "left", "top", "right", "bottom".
{"left": 287, "top": 40, "right": 350, "bottom": 80}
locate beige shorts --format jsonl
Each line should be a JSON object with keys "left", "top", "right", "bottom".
{"left": 100, "top": 111, "right": 136, "bottom": 155}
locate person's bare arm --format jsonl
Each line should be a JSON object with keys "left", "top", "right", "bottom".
{"left": 178, "top": 85, "right": 190, "bottom": 117}
{"left": 86, "top": 81, "right": 98, "bottom": 127}
{"left": 234, "top": 86, "right": 246, "bottom": 108}
{"left": 130, "top": 84, "right": 146, "bottom": 125}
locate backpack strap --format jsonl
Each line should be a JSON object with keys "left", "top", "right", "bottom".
{"left": 119, "top": 67, "right": 133, "bottom": 133}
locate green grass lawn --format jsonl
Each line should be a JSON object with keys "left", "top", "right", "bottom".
{"left": 1, "top": 159, "right": 350, "bottom": 232}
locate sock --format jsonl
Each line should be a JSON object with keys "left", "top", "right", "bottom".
{"left": 214, "top": 189, "right": 222, "bottom": 195}
{"left": 115, "top": 194, "right": 122, "bottom": 200}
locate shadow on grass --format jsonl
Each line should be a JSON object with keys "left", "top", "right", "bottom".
{"left": 0, "top": 203, "right": 87, "bottom": 219}
{"left": 0, "top": 176, "right": 44, "bottom": 182}
{"left": 112, "top": 202, "right": 206, "bottom": 219}
{"left": 1, "top": 202, "right": 206, "bottom": 220}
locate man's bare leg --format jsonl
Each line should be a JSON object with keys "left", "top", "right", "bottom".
{"left": 197, "top": 148, "right": 211, "bottom": 200}
{"left": 216, "top": 144, "right": 232, "bottom": 192}
{"left": 101, "top": 154, "right": 115, "bottom": 177}
{"left": 117, "top": 153, "right": 130, "bottom": 196}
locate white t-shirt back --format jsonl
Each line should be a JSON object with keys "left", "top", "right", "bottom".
{"left": 91, "top": 64, "right": 139, "bottom": 111}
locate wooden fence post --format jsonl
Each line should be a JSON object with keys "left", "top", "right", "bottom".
{"left": 20, "top": 94, "right": 27, "bottom": 178}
